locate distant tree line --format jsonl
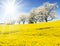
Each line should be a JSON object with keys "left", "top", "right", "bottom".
{"left": 4, "top": 2, "right": 58, "bottom": 24}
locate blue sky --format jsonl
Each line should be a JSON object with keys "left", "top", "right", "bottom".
{"left": 17, "top": 0, "right": 60, "bottom": 19}
{"left": 0, "top": 0, "right": 60, "bottom": 22}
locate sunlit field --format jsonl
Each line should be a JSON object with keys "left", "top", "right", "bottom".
{"left": 0, "top": 20, "right": 60, "bottom": 46}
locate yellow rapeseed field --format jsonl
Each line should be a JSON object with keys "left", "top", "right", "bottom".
{"left": 0, "top": 20, "right": 60, "bottom": 46}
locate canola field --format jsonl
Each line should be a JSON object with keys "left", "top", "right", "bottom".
{"left": 0, "top": 20, "right": 60, "bottom": 46}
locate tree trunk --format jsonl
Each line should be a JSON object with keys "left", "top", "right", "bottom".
{"left": 29, "top": 21, "right": 34, "bottom": 24}
{"left": 45, "top": 18, "right": 47, "bottom": 22}
{"left": 23, "top": 21, "right": 25, "bottom": 24}
{"left": 19, "top": 22, "right": 20, "bottom": 24}
{"left": 35, "top": 21, "right": 36, "bottom": 23}
{"left": 35, "top": 21, "right": 37, "bottom": 23}
{"left": 45, "top": 16, "right": 48, "bottom": 22}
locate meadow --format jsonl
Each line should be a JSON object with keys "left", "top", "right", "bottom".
{"left": 0, "top": 20, "right": 60, "bottom": 46}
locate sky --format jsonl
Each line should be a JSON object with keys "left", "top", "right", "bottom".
{"left": 17, "top": 0, "right": 60, "bottom": 19}
{"left": 0, "top": 0, "right": 60, "bottom": 23}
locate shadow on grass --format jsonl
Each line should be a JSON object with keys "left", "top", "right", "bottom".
{"left": 36, "top": 27, "right": 52, "bottom": 30}
{"left": 0, "top": 31, "right": 19, "bottom": 34}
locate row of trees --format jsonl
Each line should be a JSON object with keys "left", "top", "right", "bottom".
{"left": 28, "top": 2, "right": 57, "bottom": 23}
{"left": 5, "top": 2, "right": 58, "bottom": 24}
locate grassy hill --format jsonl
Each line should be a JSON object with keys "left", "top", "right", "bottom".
{"left": 0, "top": 20, "right": 60, "bottom": 46}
